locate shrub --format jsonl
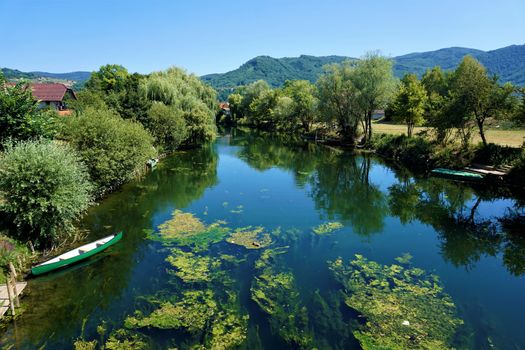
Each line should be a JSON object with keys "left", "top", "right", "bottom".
{"left": 0, "top": 140, "right": 93, "bottom": 246}
{"left": 472, "top": 143, "right": 522, "bottom": 167}
{"left": 0, "top": 76, "right": 57, "bottom": 145}
{"left": 62, "top": 108, "right": 156, "bottom": 195}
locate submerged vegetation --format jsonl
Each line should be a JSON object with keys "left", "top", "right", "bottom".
{"left": 154, "top": 209, "right": 229, "bottom": 251}
{"left": 312, "top": 221, "right": 343, "bottom": 235}
{"left": 329, "top": 254, "right": 464, "bottom": 349}
{"left": 226, "top": 226, "right": 272, "bottom": 249}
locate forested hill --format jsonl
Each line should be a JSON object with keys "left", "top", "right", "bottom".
{"left": 202, "top": 44, "right": 525, "bottom": 98}
{"left": 1, "top": 68, "right": 91, "bottom": 88}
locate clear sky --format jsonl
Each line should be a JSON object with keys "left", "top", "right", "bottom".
{"left": 1, "top": 0, "right": 524, "bottom": 75}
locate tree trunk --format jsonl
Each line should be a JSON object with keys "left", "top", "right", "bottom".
{"left": 477, "top": 118, "right": 487, "bottom": 146}
{"left": 367, "top": 111, "right": 373, "bottom": 143}
{"left": 407, "top": 123, "right": 413, "bottom": 138}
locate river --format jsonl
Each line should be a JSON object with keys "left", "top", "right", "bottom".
{"left": 1, "top": 129, "right": 524, "bottom": 349}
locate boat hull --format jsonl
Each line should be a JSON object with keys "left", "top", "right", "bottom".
{"left": 431, "top": 168, "right": 484, "bottom": 181}
{"left": 31, "top": 232, "right": 123, "bottom": 276}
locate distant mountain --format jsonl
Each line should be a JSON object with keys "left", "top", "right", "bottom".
{"left": 202, "top": 44, "right": 525, "bottom": 99}
{"left": 1, "top": 68, "right": 91, "bottom": 88}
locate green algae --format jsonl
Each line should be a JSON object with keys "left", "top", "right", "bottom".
{"left": 125, "top": 290, "right": 217, "bottom": 332}
{"left": 226, "top": 226, "right": 272, "bottom": 249}
{"left": 104, "top": 329, "right": 150, "bottom": 350}
{"left": 166, "top": 248, "right": 220, "bottom": 283}
{"left": 73, "top": 339, "right": 97, "bottom": 350}
{"left": 153, "top": 209, "right": 230, "bottom": 251}
{"left": 329, "top": 254, "right": 464, "bottom": 350}
{"left": 312, "top": 221, "right": 344, "bottom": 235}
{"left": 251, "top": 247, "right": 313, "bottom": 348}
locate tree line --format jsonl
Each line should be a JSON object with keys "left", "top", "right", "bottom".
{"left": 0, "top": 65, "right": 217, "bottom": 246}
{"left": 225, "top": 53, "right": 524, "bottom": 148}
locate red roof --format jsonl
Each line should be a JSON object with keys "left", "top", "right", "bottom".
{"left": 5, "top": 82, "right": 75, "bottom": 102}
{"left": 30, "top": 83, "right": 70, "bottom": 102}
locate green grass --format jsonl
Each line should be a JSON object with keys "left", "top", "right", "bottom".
{"left": 373, "top": 122, "right": 525, "bottom": 148}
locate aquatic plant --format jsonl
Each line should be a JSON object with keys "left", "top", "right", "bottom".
{"left": 125, "top": 290, "right": 217, "bottom": 332}
{"left": 166, "top": 248, "right": 219, "bottom": 283}
{"left": 226, "top": 226, "right": 272, "bottom": 249}
{"left": 328, "top": 254, "right": 464, "bottom": 350}
{"left": 208, "top": 310, "right": 249, "bottom": 349}
{"left": 312, "top": 222, "right": 343, "bottom": 235}
{"left": 154, "top": 210, "right": 230, "bottom": 251}
{"left": 104, "top": 329, "right": 150, "bottom": 350}
{"left": 251, "top": 248, "right": 313, "bottom": 348}
{"left": 73, "top": 339, "right": 97, "bottom": 350}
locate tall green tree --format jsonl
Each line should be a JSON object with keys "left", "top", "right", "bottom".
{"left": 391, "top": 74, "right": 427, "bottom": 137}
{"left": 85, "top": 64, "right": 129, "bottom": 93}
{"left": 143, "top": 67, "right": 217, "bottom": 145}
{"left": 351, "top": 53, "right": 396, "bottom": 143}
{"left": 421, "top": 67, "right": 453, "bottom": 144}
{"left": 450, "top": 56, "right": 516, "bottom": 146}
{"left": 317, "top": 62, "right": 361, "bottom": 142}
{"left": 228, "top": 93, "right": 243, "bottom": 121}
{"left": 282, "top": 80, "right": 318, "bottom": 132}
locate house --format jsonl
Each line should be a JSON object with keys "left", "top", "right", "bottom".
{"left": 6, "top": 82, "right": 77, "bottom": 111}
{"left": 29, "top": 83, "right": 77, "bottom": 111}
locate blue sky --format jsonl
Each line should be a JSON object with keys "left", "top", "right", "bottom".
{"left": 1, "top": 0, "right": 524, "bottom": 75}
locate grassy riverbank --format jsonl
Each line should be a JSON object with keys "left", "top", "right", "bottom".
{"left": 373, "top": 122, "right": 525, "bottom": 148}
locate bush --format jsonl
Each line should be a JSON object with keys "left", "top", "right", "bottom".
{"left": 0, "top": 76, "right": 57, "bottom": 145}
{"left": 0, "top": 140, "right": 93, "bottom": 246}
{"left": 472, "top": 143, "right": 522, "bottom": 167}
{"left": 62, "top": 108, "right": 156, "bottom": 195}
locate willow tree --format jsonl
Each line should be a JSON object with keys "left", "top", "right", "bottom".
{"left": 282, "top": 80, "right": 318, "bottom": 132}
{"left": 391, "top": 74, "right": 427, "bottom": 137}
{"left": 351, "top": 52, "right": 396, "bottom": 143}
{"left": 317, "top": 62, "right": 361, "bottom": 143}
{"left": 143, "top": 67, "right": 217, "bottom": 145}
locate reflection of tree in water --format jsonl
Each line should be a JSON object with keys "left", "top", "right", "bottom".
{"left": 309, "top": 154, "right": 387, "bottom": 236}
{"left": 232, "top": 129, "right": 321, "bottom": 188}
{"left": 387, "top": 174, "right": 525, "bottom": 276}
{"left": 1, "top": 145, "right": 219, "bottom": 347}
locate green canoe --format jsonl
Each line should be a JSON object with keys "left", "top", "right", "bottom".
{"left": 431, "top": 168, "right": 484, "bottom": 180}
{"left": 31, "top": 232, "right": 123, "bottom": 276}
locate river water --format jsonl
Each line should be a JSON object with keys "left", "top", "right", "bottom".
{"left": 2, "top": 129, "right": 524, "bottom": 349}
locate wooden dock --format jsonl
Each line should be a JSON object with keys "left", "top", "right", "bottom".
{"left": 462, "top": 163, "right": 511, "bottom": 180}
{"left": 0, "top": 282, "right": 27, "bottom": 317}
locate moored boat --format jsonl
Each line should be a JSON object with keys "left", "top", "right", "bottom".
{"left": 431, "top": 168, "right": 484, "bottom": 180}
{"left": 31, "top": 232, "right": 123, "bottom": 276}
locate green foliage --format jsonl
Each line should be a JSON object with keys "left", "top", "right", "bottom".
{"left": 0, "top": 75, "right": 57, "bottom": 144}
{"left": 85, "top": 64, "right": 129, "bottom": 93}
{"left": 282, "top": 80, "right": 318, "bottom": 132}
{"left": 449, "top": 56, "right": 517, "bottom": 146}
{"left": 317, "top": 61, "right": 361, "bottom": 142}
{"left": 146, "top": 102, "right": 187, "bottom": 152}
{"left": 312, "top": 222, "right": 343, "bottom": 235}
{"left": 226, "top": 226, "right": 272, "bottom": 249}
{"left": 144, "top": 67, "right": 217, "bottom": 145}
{"left": 329, "top": 255, "right": 463, "bottom": 349}
{"left": 391, "top": 74, "right": 427, "bottom": 137}
{"left": 0, "top": 139, "right": 93, "bottom": 246}
{"left": 61, "top": 108, "right": 156, "bottom": 194}
{"left": 0, "top": 234, "right": 33, "bottom": 281}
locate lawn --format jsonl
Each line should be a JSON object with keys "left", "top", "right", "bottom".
{"left": 373, "top": 123, "right": 525, "bottom": 148}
